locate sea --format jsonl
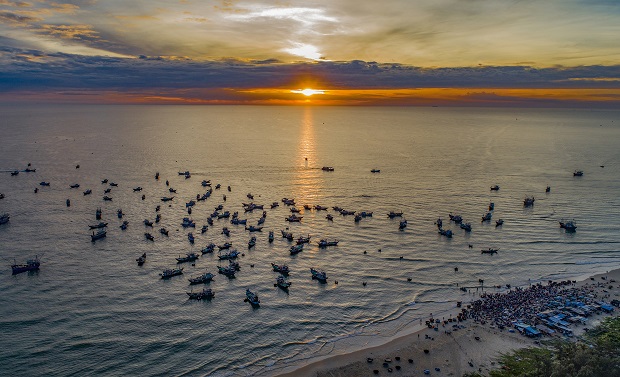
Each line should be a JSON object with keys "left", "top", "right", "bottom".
{"left": 0, "top": 105, "right": 619, "bottom": 376}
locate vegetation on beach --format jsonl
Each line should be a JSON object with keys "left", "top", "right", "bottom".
{"left": 463, "top": 316, "right": 620, "bottom": 377}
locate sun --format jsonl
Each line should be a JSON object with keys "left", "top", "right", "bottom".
{"left": 292, "top": 88, "right": 325, "bottom": 96}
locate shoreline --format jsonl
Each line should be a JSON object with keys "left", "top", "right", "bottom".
{"left": 273, "top": 267, "right": 620, "bottom": 377}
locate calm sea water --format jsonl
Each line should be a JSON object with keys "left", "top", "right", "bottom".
{"left": 1, "top": 105, "right": 619, "bottom": 376}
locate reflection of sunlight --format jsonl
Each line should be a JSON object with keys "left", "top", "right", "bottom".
{"left": 294, "top": 107, "right": 321, "bottom": 204}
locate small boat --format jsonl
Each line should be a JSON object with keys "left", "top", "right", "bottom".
{"left": 310, "top": 268, "right": 327, "bottom": 282}
{"left": 275, "top": 276, "right": 292, "bottom": 290}
{"left": 117, "top": 209, "right": 123, "bottom": 218}
{"left": 303, "top": 204, "right": 312, "bottom": 210}
{"left": 10, "top": 171, "right": 19, "bottom": 176}
{"left": 217, "top": 265, "right": 236, "bottom": 277}
{"left": 495, "top": 219, "right": 504, "bottom": 227}
{"left": 103, "top": 196, "right": 113, "bottom": 201}
{"left": 221, "top": 227, "right": 230, "bottom": 236}
{"left": 215, "top": 184, "right": 221, "bottom": 189}
{"left": 176, "top": 252, "right": 199, "bottom": 263}
{"left": 88, "top": 222, "right": 108, "bottom": 229}
{"left": 66, "top": 199, "right": 71, "bottom": 207}
{"left": 318, "top": 239, "right": 339, "bottom": 248}
{"left": 11, "top": 256, "right": 41, "bottom": 275}
{"left": 387, "top": 211, "right": 403, "bottom": 218}
{"left": 573, "top": 170, "right": 583, "bottom": 177}
{"left": 155, "top": 172, "right": 159, "bottom": 180}
{"left": 481, "top": 212, "right": 492, "bottom": 222}
{"left": 296, "top": 235, "right": 311, "bottom": 245}
{"left": 460, "top": 223, "right": 472, "bottom": 232}
{"left": 188, "top": 233, "right": 195, "bottom": 244}
{"left": 271, "top": 263, "right": 289, "bottom": 275}
{"left": 359, "top": 211, "right": 373, "bottom": 217}
{"left": 187, "top": 288, "right": 214, "bottom": 300}
{"left": 523, "top": 197, "right": 535, "bottom": 207}
{"left": 285, "top": 214, "right": 303, "bottom": 222}
{"left": 185, "top": 200, "right": 196, "bottom": 208}
{"left": 101, "top": 179, "right": 108, "bottom": 184}
{"left": 120, "top": 221, "right": 129, "bottom": 230}
{"left": 104, "top": 188, "right": 112, "bottom": 194}
{"left": 218, "top": 250, "right": 240, "bottom": 260}
{"left": 169, "top": 188, "right": 177, "bottom": 193}
{"left": 247, "top": 193, "right": 254, "bottom": 200}
{"left": 201, "top": 243, "right": 216, "bottom": 254}
{"left": 155, "top": 214, "right": 161, "bottom": 223}
{"left": 217, "top": 211, "right": 230, "bottom": 219}
{"left": 95, "top": 208, "right": 102, "bottom": 220}
{"left": 144, "top": 232, "right": 154, "bottom": 241}
{"left": 160, "top": 227, "right": 169, "bottom": 236}
{"left": 314, "top": 205, "right": 328, "bottom": 211}
{"left": 0, "top": 193, "right": 5, "bottom": 200}
{"left": 230, "top": 218, "right": 247, "bottom": 225}
{"left": 490, "top": 185, "right": 500, "bottom": 191}
{"left": 248, "top": 236, "right": 257, "bottom": 248}
{"left": 546, "top": 186, "right": 551, "bottom": 193}
{"left": 481, "top": 248, "right": 499, "bottom": 255}
{"left": 201, "top": 180, "right": 211, "bottom": 187}
{"left": 489, "top": 202, "right": 495, "bottom": 211}
{"left": 136, "top": 253, "right": 146, "bottom": 266}
{"left": 39, "top": 181, "right": 50, "bottom": 186}
{"left": 70, "top": 183, "right": 80, "bottom": 189}
{"left": 189, "top": 272, "right": 214, "bottom": 284}
{"left": 289, "top": 244, "right": 304, "bottom": 255}
{"left": 268, "top": 231, "right": 274, "bottom": 242}
{"left": 144, "top": 219, "right": 154, "bottom": 227}
{"left": 282, "top": 198, "right": 295, "bottom": 206}
{"left": 133, "top": 187, "right": 142, "bottom": 192}
{"left": 161, "top": 196, "right": 174, "bottom": 202}
{"left": 160, "top": 267, "right": 183, "bottom": 279}
{"left": 326, "top": 214, "right": 334, "bottom": 221}
{"left": 91, "top": 229, "right": 107, "bottom": 242}
{"left": 245, "top": 289, "right": 260, "bottom": 306}
{"left": 354, "top": 214, "right": 362, "bottom": 222}
{"left": 271, "top": 202, "right": 279, "bottom": 208}
{"left": 257, "top": 216, "right": 265, "bottom": 225}
{"left": 109, "top": 182, "right": 118, "bottom": 187}
{"left": 559, "top": 220, "right": 577, "bottom": 232}
{"left": 24, "top": 167, "right": 36, "bottom": 172}
{"left": 181, "top": 217, "right": 195, "bottom": 228}
{"left": 399, "top": 219, "right": 408, "bottom": 230}
{"left": 438, "top": 229, "right": 453, "bottom": 238}
{"left": 371, "top": 169, "right": 380, "bottom": 173}
{"left": 83, "top": 189, "right": 92, "bottom": 195}
{"left": 449, "top": 214, "right": 463, "bottom": 223}
{"left": 201, "top": 225, "right": 208, "bottom": 233}
{"left": 436, "top": 218, "right": 443, "bottom": 228}
{"left": 218, "top": 242, "right": 233, "bottom": 250}
{"left": 321, "top": 166, "right": 334, "bottom": 171}
{"left": 340, "top": 209, "right": 355, "bottom": 216}
{"left": 281, "top": 230, "right": 293, "bottom": 240}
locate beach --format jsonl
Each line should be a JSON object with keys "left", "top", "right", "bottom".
{"left": 276, "top": 268, "right": 620, "bottom": 377}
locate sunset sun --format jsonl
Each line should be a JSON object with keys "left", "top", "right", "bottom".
{"left": 292, "top": 88, "right": 325, "bottom": 96}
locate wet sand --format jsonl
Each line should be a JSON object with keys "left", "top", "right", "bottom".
{"left": 276, "top": 268, "right": 620, "bottom": 377}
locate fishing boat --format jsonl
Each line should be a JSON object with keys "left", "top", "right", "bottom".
{"left": 321, "top": 166, "right": 334, "bottom": 171}
{"left": 144, "top": 232, "right": 154, "bottom": 241}
{"left": 387, "top": 211, "right": 403, "bottom": 218}
{"left": 248, "top": 236, "right": 257, "bottom": 248}
{"left": 481, "top": 248, "right": 499, "bottom": 255}
{"left": 371, "top": 169, "right": 381, "bottom": 173}
{"left": 0, "top": 193, "right": 5, "bottom": 200}
{"left": 185, "top": 200, "right": 196, "bottom": 208}
{"left": 161, "top": 196, "right": 174, "bottom": 202}
{"left": 103, "top": 196, "right": 113, "bottom": 201}
{"left": 217, "top": 265, "right": 236, "bottom": 277}
{"left": 188, "top": 272, "right": 214, "bottom": 284}
{"left": 231, "top": 218, "right": 247, "bottom": 225}
{"left": 399, "top": 219, "right": 408, "bottom": 230}
{"left": 275, "top": 276, "right": 292, "bottom": 290}
{"left": 218, "top": 242, "right": 233, "bottom": 250}
{"left": 438, "top": 229, "right": 453, "bottom": 238}
{"left": 218, "top": 250, "right": 240, "bottom": 260}
{"left": 39, "top": 181, "right": 50, "bottom": 186}
{"left": 296, "top": 235, "right": 311, "bottom": 245}
{"left": 310, "top": 268, "right": 327, "bottom": 282}
{"left": 245, "top": 289, "right": 260, "bottom": 306}
{"left": 109, "top": 182, "right": 118, "bottom": 187}
{"left": 120, "top": 221, "right": 129, "bottom": 230}
{"left": 281, "top": 230, "right": 294, "bottom": 241}
{"left": 11, "top": 256, "right": 41, "bottom": 275}
{"left": 0, "top": 213, "right": 10, "bottom": 225}
{"left": 217, "top": 211, "right": 230, "bottom": 219}
{"left": 546, "top": 186, "right": 551, "bottom": 193}
{"left": 257, "top": 216, "right": 265, "bottom": 225}
{"left": 460, "top": 222, "right": 472, "bottom": 232}
{"left": 490, "top": 185, "right": 500, "bottom": 191}
{"left": 187, "top": 288, "right": 214, "bottom": 300}
{"left": 560, "top": 220, "right": 577, "bottom": 232}
{"left": 449, "top": 214, "right": 463, "bottom": 223}
{"left": 268, "top": 231, "right": 274, "bottom": 242}
{"left": 160, "top": 227, "right": 169, "bottom": 236}
{"left": 326, "top": 214, "right": 334, "bottom": 221}
{"left": 318, "top": 239, "right": 339, "bottom": 248}
{"left": 495, "top": 219, "right": 504, "bottom": 227}
{"left": 340, "top": 209, "right": 355, "bottom": 216}
{"left": 271, "top": 263, "right": 289, "bottom": 275}
{"left": 160, "top": 267, "right": 183, "bottom": 279}
{"left": 88, "top": 222, "right": 108, "bottom": 229}
{"left": 66, "top": 199, "right": 71, "bottom": 207}
{"left": 523, "top": 197, "right": 535, "bottom": 207}
{"left": 290, "top": 207, "right": 301, "bottom": 213}
{"left": 221, "top": 227, "right": 230, "bottom": 236}
{"left": 201, "top": 243, "right": 216, "bottom": 254}
{"left": 245, "top": 225, "right": 263, "bottom": 232}
{"left": 136, "top": 253, "right": 146, "bottom": 266}
{"left": 481, "top": 212, "right": 492, "bottom": 222}
{"left": 10, "top": 171, "right": 19, "bottom": 176}
{"left": 282, "top": 198, "right": 295, "bottom": 206}
{"left": 83, "top": 189, "right": 92, "bottom": 195}
{"left": 355, "top": 215, "right": 363, "bottom": 223}
{"left": 489, "top": 202, "right": 495, "bottom": 211}
{"left": 360, "top": 211, "right": 373, "bottom": 217}
{"left": 70, "top": 183, "right": 80, "bottom": 189}
{"left": 101, "top": 179, "right": 108, "bottom": 184}
{"left": 169, "top": 188, "right": 176, "bottom": 193}
{"left": 176, "top": 252, "right": 199, "bottom": 263}
{"left": 573, "top": 170, "right": 583, "bottom": 177}
{"left": 181, "top": 217, "right": 195, "bottom": 228}
{"left": 289, "top": 244, "right": 304, "bottom": 255}
{"left": 95, "top": 208, "right": 102, "bottom": 220}
{"left": 188, "top": 233, "right": 195, "bottom": 244}
{"left": 144, "top": 219, "right": 153, "bottom": 227}
{"left": 91, "top": 229, "right": 107, "bottom": 241}
{"left": 303, "top": 204, "right": 312, "bottom": 210}
{"left": 117, "top": 209, "right": 123, "bottom": 218}
{"left": 104, "top": 188, "right": 112, "bottom": 194}
{"left": 314, "top": 205, "right": 328, "bottom": 211}
{"left": 285, "top": 214, "right": 303, "bottom": 222}
{"left": 271, "top": 202, "right": 279, "bottom": 208}
{"left": 133, "top": 187, "right": 142, "bottom": 192}
{"left": 201, "top": 180, "right": 211, "bottom": 187}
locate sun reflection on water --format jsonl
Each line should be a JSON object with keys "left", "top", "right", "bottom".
{"left": 293, "top": 107, "right": 322, "bottom": 205}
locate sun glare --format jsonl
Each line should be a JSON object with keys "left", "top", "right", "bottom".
{"left": 292, "top": 88, "right": 325, "bottom": 96}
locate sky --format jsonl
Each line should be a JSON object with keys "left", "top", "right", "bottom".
{"left": 1, "top": 0, "right": 619, "bottom": 106}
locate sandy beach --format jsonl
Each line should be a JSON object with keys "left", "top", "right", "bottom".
{"left": 276, "top": 268, "right": 620, "bottom": 377}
